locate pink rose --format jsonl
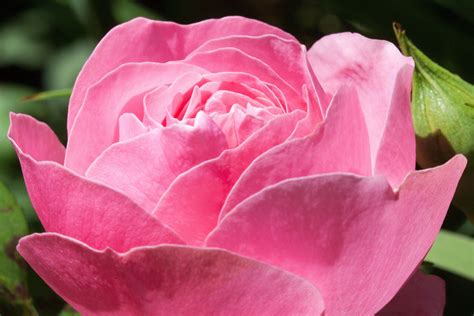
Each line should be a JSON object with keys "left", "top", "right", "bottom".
{"left": 9, "top": 17, "right": 465, "bottom": 315}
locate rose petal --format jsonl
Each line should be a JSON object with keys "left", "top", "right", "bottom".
{"left": 144, "top": 71, "right": 204, "bottom": 124}
{"left": 207, "top": 155, "right": 466, "bottom": 315}
{"left": 185, "top": 47, "right": 305, "bottom": 110}
{"left": 18, "top": 233, "right": 325, "bottom": 315}
{"left": 220, "top": 84, "right": 371, "bottom": 219}
{"left": 204, "top": 90, "right": 269, "bottom": 112}
{"left": 68, "top": 16, "right": 297, "bottom": 132}
{"left": 153, "top": 110, "right": 306, "bottom": 246}
{"left": 9, "top": 114, "right": 183, "bottom": 252}
{"left": 86, "top": 112, "right": 227, "bottom": 212}
{"left": 212, "top": 104, "right": 266, "bottom": 148}
{"left": 192, "top": 35, "right": 315, "bottom": 97}
{"left": 118, "top": 113, "right": 149, "bottom": 142}
{"left": 308, "top": 32, "right": 414, "bottom": 165}
{"left": 66, "top": 62, "right": 205, "bottom": 174}
{"left": 378, "top": 270, "right": 445, "bottom": 315}
{"left": 289, "top": 85, "right": 323, "bottom": 139}
{"left": 8, "top": 113, "right": 65, "bottom": 164}
{"left": 374, "top": 65, "right": 415, "bottom": 187}
{"left": 203, "top": 72, "right": 286, "bottom": 110}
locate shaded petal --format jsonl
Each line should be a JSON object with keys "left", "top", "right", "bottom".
{"left": 374, "top": 65, "right": 415, "bottom": 187}
{"left": 68, "top": 16, "right": 296, "bottom": 132}
{"left": 289, "top": 85, "right": 323, "bottom": 139}
{"left": 66, "top": 62, "right": 205, "bottom": 174}
{"left": 308, "top": 32, "right": 414, "bottom": 165}
{"left": 86, "top": 112, "right": 227, "bottom": 212}
{"left": 220, "top": 85, "right": 371, "bottom": 219}
{"left": 8, "top": 113, "right": 65, "bottom": 164}
{"left": 18, "top": 233, "right": 325, "bottom": 316}
{"left": 153, "top": 110, "right": 306, "bottom": 246}
{"left": 9, "top": 114, "right": 183, "bottom": 252}
{"left": 378, "top": 270, "right": 445, "bottom": 315}
{"left": 207, "top": 155, "right": 466, "bottom": 315}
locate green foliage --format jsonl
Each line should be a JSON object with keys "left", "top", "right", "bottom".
{"left": 427, "top": 230, "right": 474, "bottom": 280}
{"left": 394, "top": 24, "right": 474, "bottom": 221}
{"left": 0, "top": 181, "right": 36, "bottom": 315}
{"left": 22, "top": 89, "right": 72, "bottom": 102}
{"left": 58, "top": 305, "right": 80, "bottom": 316}
{"left": 0, "top": 85, "right": 35, "bottom": 160}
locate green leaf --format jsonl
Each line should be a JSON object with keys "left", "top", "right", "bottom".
{"left": 58, "top": 305, "right": 80, "bottom": 316}
{"left": 393, "top": 24, "right": 474, "bottom": 220}
{"left": 426, "top": 229, "right": 474, "bottom": 280}
{"left": 0, "top": 181, "right": 37, "bottom": 315}
{"left": 0, "top": 84, "right": 35, "bottom": 161}
{"left": 22, "top": 89, "right": 72, "bottom": 102}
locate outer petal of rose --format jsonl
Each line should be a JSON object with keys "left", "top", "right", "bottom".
{"left": 220, "top": 85, "right": 371, "bottom": 219}
{"left": 9, "top": 114, "right": 183, "bottom": 252}
{"left": 8, "top": 113, "right": 65, "bottom": 164}
{"left": 377, "top": 270, "right": 445, "bottom": 315}
{"left": 18, "top": 233, "right": 325, "bottom": 316}
{"left": 207, "top": 155, "right": 466, "bottom": 315}
{"left": 86, "top": 112, "right": 227, "bottom": 212}
{"left": 308, "top": 32, "right": 414, "bottom": 166}
{"left": 374, "top": 65, "right": 415, "bottom": 187}
{"left": 153, "top": 110, "right": 305, "bottom": 246}
{"left": 185, "top": 47, "right": 305, "bottom": 110}
{"left": 68, "top": 16, "right": 297, "bottom": 132}
{"left": 65, "top": 62, "right": 205, "bottom": 174}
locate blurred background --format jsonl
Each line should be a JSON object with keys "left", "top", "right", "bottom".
{"left": 1, "top": 0, "right": 473, "bottom": 315}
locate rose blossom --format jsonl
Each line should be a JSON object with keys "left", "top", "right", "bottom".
{"left": 8, "top": 16, "right": 465, "bottom": 315}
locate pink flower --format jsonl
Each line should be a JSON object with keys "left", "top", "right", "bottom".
{"left": 9, "top": 17, "right": 465, "bottom": 315}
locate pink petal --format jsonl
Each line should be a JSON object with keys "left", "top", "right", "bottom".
{"left": 204, "top": 90, "right": 269, "bottom": 112}
{"left": 181, "top": 85, "right": 202, "bottom": 119}
{"left": 118, "top": 113, "right": 148, "bottom": 142}
{"left": 203, "top": 72, "right": 287, "bottom": 110}
{"left": 144, "top": 71, "right": 204, "bottom": 124}
{"left": 66, "top": 62, "right": 205, "bottom": 174}
{"left": 18, "top": 233, "right": 325, "bottom": 315}
{"left": 212, "top": 104, "right": 266, "bottom": 148}
{"left": 289, "top": 85, "right": 323, "bottom": 139}
{"left": 68, "top": 16, "right": 296, "bottom": 133}
{"left": 153, "top": 110, "right": 306, "bottom": 246}
{"left": 8, "top": 113, "right": 65, "bottom": 164}
{"left": 308, "top": 32, "right": 414, "bottom": 166}
{"left": 378, "top": 270, "right": 445, "bottom": 315}
{"left": 9, "top": 114, "right": 183, "bottom": 252}
{"left": 374, "top": 65, "right": 415, "bottom": 187}
{"left": 207, "top": 155, "right": 466, "bottom": 315}
{"left": 192, "top": 35, "right": 315, "bottom": 96}
{"left": 86, "top": 112, "right": 227, "bottom": 212}
{"left": 220, "top": 85, "right": 371, "bottom": 219}
{"left": 185, "top": 47, "right": 305, "bottom": 110}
